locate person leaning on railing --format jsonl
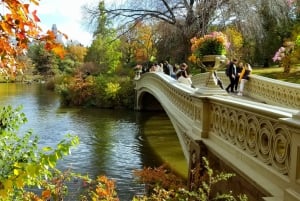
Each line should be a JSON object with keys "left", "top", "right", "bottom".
{"left": 237, "top": 63, "right": 252, "bottom": 96}
{"left": 176, "top": 63, "right": 193, "bottom": 87}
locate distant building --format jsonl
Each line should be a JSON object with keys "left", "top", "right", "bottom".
{"left": 51, "top": 24, "right": 64, "bottom": 45}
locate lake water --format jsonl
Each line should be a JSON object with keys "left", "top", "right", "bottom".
{"left": 0, "top": 83, "right": 187, "bottom": 200}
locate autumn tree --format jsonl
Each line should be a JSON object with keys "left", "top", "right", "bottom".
{"left": 119, "top": 21, "right": 158, "bottom": 66}
{"left": 66, "top": 43, "right": 87, "bottom": 63}
{"left": 0, "top": 0, "right": 66, "bottom": 78}
{"left": 84, "top": 0, "right": 293, "bottom": 62}
{"left": 224, "top": 27, "right": 244, "bottom": 59}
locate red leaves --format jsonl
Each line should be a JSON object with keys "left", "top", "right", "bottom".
{"left": 31, "top": 10, "right": 40, "bottom": 22}
{"left": 0, "top": 0, "right": 67, "bottom": 72}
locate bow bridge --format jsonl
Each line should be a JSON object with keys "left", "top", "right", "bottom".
{"left": 134, "top": 71, "right": 300, "bottom": 201}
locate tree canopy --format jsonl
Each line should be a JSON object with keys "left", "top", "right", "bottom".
{"left": 83, "top": 0, "right": 296, "bottom": 63}
{"left": 0, "top": 0, "right": 66, "bottom": 75}
{"left": 87, "top": 0, "right": 293, "bottom": 40}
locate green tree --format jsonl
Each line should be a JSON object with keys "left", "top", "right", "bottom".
{"left": 85, "top": 34, "right": 122, "bottom": 74}
{"left": 84, "top": 1, "right": 122, "bottom": 74}
{"left": 57, "top": 44, "right": 87, "bottom": 74}
{"left": 27, "top": 43, "right": 59, "bottom": 77}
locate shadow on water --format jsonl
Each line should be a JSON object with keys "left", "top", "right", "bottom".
{"left": 135, "top": 111, "right": 188, "bottom": 179}
{"left": 0, "top": 83, "right": 187, "bottom": 200}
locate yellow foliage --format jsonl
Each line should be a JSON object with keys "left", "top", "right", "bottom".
{"left": 125, "top": 21, "right": 157, "bottom": 63}
{"left": 67, "top": 45, "right": 87, "bottom": 62}
{"left": 105, "top": 82, "right": 120, "bottom": 99}
{"left": 225, "top": 27, "right": 244, "bottom": 52}
{"left": 188, "top": 54, "right": 197, "bottom": 63}
{"left": 15, "top": 176, "right": 25, "bottom": 188}
{"left": 0, "top": 189, "right": 9, "bottom": 199}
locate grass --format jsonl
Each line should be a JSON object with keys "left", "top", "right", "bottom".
{"left": 252, "top": 65, "right": 300, "bottom": 84}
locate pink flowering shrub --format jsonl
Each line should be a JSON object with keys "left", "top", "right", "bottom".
{"left": 273, "top": 41, "right": 295, "bottom": 73}
{"left": 272, "top": 47, "right": 286, "bottom": 62}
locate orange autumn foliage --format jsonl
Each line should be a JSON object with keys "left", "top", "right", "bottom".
{"left": 0, "top": 0, "right": 66, "bottom": 75}
{"left": 41, "top": 189, "right": 51, "bottom": 200}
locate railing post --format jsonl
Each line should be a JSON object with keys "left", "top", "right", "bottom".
{"left": 200, "top": 98, "right": 210, "bottom": 138}
{"left": 280, "top": 111, "right": 300, "bottom": 201}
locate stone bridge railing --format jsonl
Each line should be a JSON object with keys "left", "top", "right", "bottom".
{"left": 135, "top": 72, "right": 300, "bottom": 201}
{"left": 206, "top": 95, "right": 300, "bottom": 201}
{"left": 192, "top": 71, "right": 300, "bottom": 109}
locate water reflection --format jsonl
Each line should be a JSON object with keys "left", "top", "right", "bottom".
{"left": 0, "top": 83, "right": 186, "bottom": 200}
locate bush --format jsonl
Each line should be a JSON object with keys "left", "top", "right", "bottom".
{"left": 133, "top": 157, "right": 248, "bottom": 201}
{"left": 54, "top": 69, "right": 135, "bottom": 109}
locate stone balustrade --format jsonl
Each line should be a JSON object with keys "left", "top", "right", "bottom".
{"left": 135, "top": 72, "right": 300, "bottom": 201}
{"left": 192, "top": 71, "right": 300, "bottom": 110}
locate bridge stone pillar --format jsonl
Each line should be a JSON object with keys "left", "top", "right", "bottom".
{"left": 187, "top": 140, "right": 207, "bottom": 191}
{"left": 280, "top": 112, "right": 300, "bottom": 201}
{"left": 198, "top": 97, "right": 210, "bottom": 138}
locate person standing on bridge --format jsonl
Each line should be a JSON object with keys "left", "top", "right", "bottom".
{"left": 225, "top": 58, "right": 238, "bottom": 93}
{"left": 234, "top": 61, "right": 243, "bottom": 92}
{"left": 163, "top": 60, "right": 176, "bottom": 79}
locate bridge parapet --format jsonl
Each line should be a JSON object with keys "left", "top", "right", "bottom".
{"left": 192, "top": 72, "right": 300, "bottom": 109}
{"left": 206, "top": 95, "right": 300, "bottom": 201}
{"left": 245, "top": 74, "right": 300, "bottom": 109}
{"left": 135, "top": 72, "right": 300, "bottom": 201}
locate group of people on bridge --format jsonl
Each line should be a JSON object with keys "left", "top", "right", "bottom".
{"left": 137, "top": 60, "right": 193, "bottom": 87}
{"left": 225, "top": 58, "right": 252, "bottom": 96}
{"left": 135, "top": 58, "right": 252, "bottom": 95}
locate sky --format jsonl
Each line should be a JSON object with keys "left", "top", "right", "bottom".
{"left": 33, "top": 0, "right": 118, "bottom": 47}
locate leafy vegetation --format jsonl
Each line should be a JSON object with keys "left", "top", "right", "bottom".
{"left": 0, "top": 106, "right": 248, "bottom": 200}
{"left": 0, "top": 105, "right": 79, "bottom": 200}
{"left": 133, "top": 158, "right": 247, "bottom": 201}
{"left": 84, "top": 0, "right": 295, "bottom": 65}
{"left": 0, "top": 0, "right": 300, "bottom": 200}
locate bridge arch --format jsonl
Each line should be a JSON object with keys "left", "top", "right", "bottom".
{"left": 136, "top": 91, "right": 163, "bottom": 111}
{"left": 135, "top": 72, "right": 200, "bottom": 162}
{"left": 135, "top": 72, "right": 300, "bottom": 201}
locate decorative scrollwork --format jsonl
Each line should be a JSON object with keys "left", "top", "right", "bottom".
{"left": 271, "top": 125, "right": 291, "bottom": 174}
{"left": 136, "top": 72, "right": 294, "bottom": 179}
{"left": 257, "top": 120, "right": 274, "bottom": 164}
{"left": 245, "top": 115, "right": 259, "bottom": 156}
{"left": 210, "top": 105, "right": 221, "bottom": 134}
{"left": 228, "top": 110, "right": 238, "bottom": 144}
{"left": 210, "top": 103, "right": 292, "bottom": 176}
{"left": 236, "top": 113, "right": 248, "bottom": 150}
{"left": 219, "top": 107, "right": 228, "bottom": 138}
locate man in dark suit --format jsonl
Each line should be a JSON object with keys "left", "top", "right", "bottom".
{"left": 225, "top": 59, "right": 238, "bottom": 93}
